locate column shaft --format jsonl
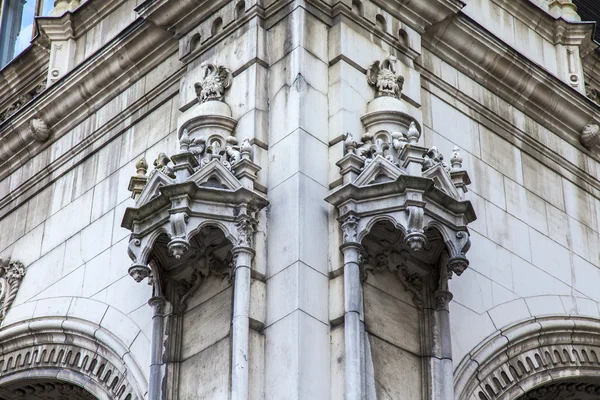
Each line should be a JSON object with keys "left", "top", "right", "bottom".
{"left": 231, "top": 248, "right": 253, "bottom": 400}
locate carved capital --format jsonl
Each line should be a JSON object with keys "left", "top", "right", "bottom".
{"left": 366, "top": 55, "right": 405, "bottom": 99}
{"left": 194, "top": 62, "right": 233, "bottom": 103}
{"left": 434, "top": 289, "right": 453, "bottom": 311}
{"left": 235, "top": 217, "right": 256, "bottom": 248}
{"left": 342, "top": 215, "right": 360, "bottom": 244}
{"left": 0, "top": 258, "right": 26, "bottom": 322}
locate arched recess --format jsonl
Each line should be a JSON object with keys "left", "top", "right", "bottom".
{"left": 454, "top": 316, "right": 600, "bottom": 400}
{"left": 0, "top": 317, "right": 147, "bottom": 400}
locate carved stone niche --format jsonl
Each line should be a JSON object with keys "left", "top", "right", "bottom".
{"left": 327, "top": 55, "right": 476, "bottom": 400}
{"left": 121, "top": 62, "right": 267, "bottom": 400}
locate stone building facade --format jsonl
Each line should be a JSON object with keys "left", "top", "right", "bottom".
{"left": 0, "top": 0, "right": 600, "bottom": 399}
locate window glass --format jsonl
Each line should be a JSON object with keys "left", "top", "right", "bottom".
{"left": 12, "top": 0, "right": 36, "bottom": 59}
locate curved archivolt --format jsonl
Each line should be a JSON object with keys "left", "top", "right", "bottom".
{"left": 0, "top": 317, "right": 145, "bottom": 400}
{"left": 454, "top": 316, "right": 600, "bottom": 400}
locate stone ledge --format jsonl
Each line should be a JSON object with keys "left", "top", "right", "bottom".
{"left": 425, "top": 13, "right": 600, "bottom": 155}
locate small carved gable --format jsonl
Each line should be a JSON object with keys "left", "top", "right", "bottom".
{"left": 137, "top": 170, "right": 175, "bottom": 206}
{"left": 354, "top": 155, "right": 403, "bottom": 187}
{"left": 189, "top": 159, "right": 243, "bottom": 191}
{"left": 422, "top": 164, "right": 460, "bottom": 198}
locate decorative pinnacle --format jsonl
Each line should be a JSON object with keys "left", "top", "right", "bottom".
{"left": 136, "top": 157, "right": 148, "bottom": 176}
{"left": 344, "top": 133, "right": 357, "bottom": 153}
{"left": 406, "top": 121, "right": 420, "bottom": 145}
{"left": 241, "top": 138, "right": 252, "bottom": 159}
{"left": 450, "top": 146, "right": 463, "bottom": 170}
{"left": 180, "top": 129, "right": 191, "bottom": 152}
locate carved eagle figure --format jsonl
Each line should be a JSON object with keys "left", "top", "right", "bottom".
{"left": 194, "top": 62, "right": 233, "bottom": 103}
{"left": 366, "top": 55, "right": 405, "bottom": 99}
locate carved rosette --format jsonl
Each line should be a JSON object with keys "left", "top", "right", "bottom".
{"left": 0, "top": 258, "right": 26, "bottom": 322}
{"left": 194, "top": 62, "right": 233, "bottom": 103}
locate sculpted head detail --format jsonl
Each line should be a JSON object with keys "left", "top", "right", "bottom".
{"left": 366, "top": 55, "right": 405, "bottom": 99}
{"left": 194, "top": 62, "right": 233, "bottom": 103}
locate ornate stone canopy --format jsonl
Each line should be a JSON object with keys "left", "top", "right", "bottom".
{"left": 326, "top": 55, "right": 477, "bottom": 400}
{"left": 327, "top": 56, "right": 476, "bottom": 280}
{"left": 121, "top": 64, "right": 267, "bottom": 400}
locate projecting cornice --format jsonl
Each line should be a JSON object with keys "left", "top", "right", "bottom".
{"left": 0, "top": 20, "right": 175, "bottom": 165}
{"left": 424, "top": 13, "right": 600, "bottom": 154}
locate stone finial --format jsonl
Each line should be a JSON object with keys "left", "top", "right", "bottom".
{"left": 180, "top": 129, "right": 191, "bottom": 152}
{"left": 194, "top": 62, "right": 233, "bottom": 103}
{"left": 406, "top": 121, "right": 420, "bottom": 145}
{"left": 240, "top": 138, "right": 252, "bottom": 160}
{"left": 581, "top": 123, "right": 600, "bottom": 149}
{"left": 344, "top": 133, "right": 357, "bottom": 154}
{"left": 450, "top": 146, "right": 463, "bottom": 170}
{"left": 128, "top": 157, "right": 150, "bottom": 199}
{"left": 136, "top": 157, "right": 148, "bottom": 176}
{"left": 29, "top": 118, "right": 51, "bottom": 141}
{"left": 366, "top": 55, "right": 405, "bottom": 99}
{"left": 0, "top": 258, "right": 26, "bottom": 322}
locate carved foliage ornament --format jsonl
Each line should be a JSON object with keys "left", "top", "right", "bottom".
{"left": 0, "top": 80, "right": 46, "bottom": 122}
{"left": 344, "top": 121, "right": 421, "bottom": 169}
{"left": 0, "top": 258, "right": 26, "bottom": 323}
{"left": 361, "top": 248, "right": 424, "bottom": 308}
{"left": 581, "top": 123, "right": 600, "bottom": 149}
{"left": 180, "top": 129, "right": 252, "bottom": 172}
{"left": 342, "top": 215, "right": 360, "bottom": 244}
{"left": 194, "top": 62, "right": 233, "bottom": 103}
{"left": 366, "top": 55, "right": 405, "bottom": 99}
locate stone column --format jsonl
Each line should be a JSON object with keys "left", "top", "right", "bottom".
{"left": 430, "top": 253, "right": 456, "bottom": 400}
{"left": 231, "top": 220, "right": 255, "bottom": 400}
{"left": 341, "top": 215, "right": 364, "bottom": 400}
{"left": 148, "top": 296, "right": 166, "bottom": 400}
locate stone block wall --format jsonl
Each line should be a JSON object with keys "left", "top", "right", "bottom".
{"left": 0, "top": 0, "right": 599, "bottom": 398}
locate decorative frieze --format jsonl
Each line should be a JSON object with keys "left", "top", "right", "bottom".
{"left": 0, "top": 258, "right": 26, "bottom": 324}
{"left": 0, "top": 81, "right": 46, "bottom": 123}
